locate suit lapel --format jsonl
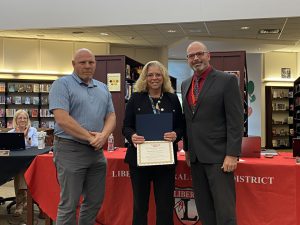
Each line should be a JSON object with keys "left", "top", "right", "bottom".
{"left": 192, "top": 71, "right": 217, "bottom": 117}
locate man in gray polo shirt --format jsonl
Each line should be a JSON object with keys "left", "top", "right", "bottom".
{"left": 49, "top": 48, "right": 116, "bottom": 225}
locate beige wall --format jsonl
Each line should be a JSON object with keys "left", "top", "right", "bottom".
{"left": 297, "top": 52, "right": 300, "bottom": 74}
{"left": 0, "top": 37, "right": 110, "bottom": 80}
{"left": 264, "top": 51, "right": 298, "bottom": 80}
{"left": 110, "top": 44, "right": 166, "bottom": 65}
{"left": 0, "top": 38, "right": 164, "bottom": 80}
{"left": 0, "top": 38, "right": 4, "bottom": 69}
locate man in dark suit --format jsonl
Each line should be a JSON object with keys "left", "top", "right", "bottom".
{"left": 181, "top": 41, "right": 243, "bottom": 225}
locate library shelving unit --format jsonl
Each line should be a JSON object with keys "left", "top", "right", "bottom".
{"left": 265, "top": 86, "right": 294, "bottom": 149}
{"left": 209, "top": 51, "right": 248, "bottom": 136}
{"left": 93, "top": 55, "right": 144, "bottom": 147}
{"left": 293, "top": 77, "right": 300, "bottom": 156}
{"left": 0, "top": 79, "right": 54, "bottom": 129}
{"left": 94, "top": 55, "right": 177, "bottom": 147}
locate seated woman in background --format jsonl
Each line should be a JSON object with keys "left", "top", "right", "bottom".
{"left": 9, "top": 109, "right": 38, "bottom": 216}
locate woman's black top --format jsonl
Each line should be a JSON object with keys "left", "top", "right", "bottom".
{"left": 122, "top": 92, "right": 184, "bottom": 167}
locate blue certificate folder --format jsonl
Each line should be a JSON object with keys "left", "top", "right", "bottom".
{"left": 136, "top": 113, "right": 173, "bottom": 141}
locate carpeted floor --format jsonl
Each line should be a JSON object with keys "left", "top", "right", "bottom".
{"left": 0, "top": 180, "right": 48, "bottom": 225}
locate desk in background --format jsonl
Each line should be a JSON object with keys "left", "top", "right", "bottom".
{"left": 25, "top": 150, "right": 300, "bottom": 225}
{"left": 0, "top": 147, "right": 50, "bottom": 217}
{"left": 0, "top": 147, "right": 50, "bottom": 186}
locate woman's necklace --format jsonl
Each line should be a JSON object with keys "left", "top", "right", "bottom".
{"left": 148, "top": 93, "right": 163, "bottom": 114}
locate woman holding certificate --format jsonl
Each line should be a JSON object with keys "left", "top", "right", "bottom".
{"left": 122, "top": 61, "right": 184, "bottom": 225}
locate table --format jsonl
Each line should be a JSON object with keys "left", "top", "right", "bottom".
{"left": 0, "top": 147, "right": 50, "bottom": 218}
{"left": 0, "top": 147, "right": 50, "bottom": 186}
{"left": 25, "top": 149, "right": 300, "bottom": 225}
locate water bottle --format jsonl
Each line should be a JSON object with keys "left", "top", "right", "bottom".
{"left": 37, "top": 131, "right": 46, "bottom": 149}
{"left": 107, "top": 133, "right": 114, "bottom": 152}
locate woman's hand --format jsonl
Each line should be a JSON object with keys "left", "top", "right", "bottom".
{"left": 164, "top": 131, "right": 177, "bottom": 142}
{"left": 24, "top": 126, "right": 29, "bottom": 137}
{"left": 131, "top": 133, "right": 145, "bottom": 147}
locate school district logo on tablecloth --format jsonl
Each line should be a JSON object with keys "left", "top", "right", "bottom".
{"left": 174, "top": 187, "right": 200, "bottom": 224}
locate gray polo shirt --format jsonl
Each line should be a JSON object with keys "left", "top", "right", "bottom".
{"left": 49, "top": 73, "right": 114, "bottom": 143}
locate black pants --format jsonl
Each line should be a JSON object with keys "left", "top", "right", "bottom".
{"left": 191, "top": 162, "right": 237, "bottom": 225}
{"left": 129, "top": 165, "right": 176, "bottom": 225}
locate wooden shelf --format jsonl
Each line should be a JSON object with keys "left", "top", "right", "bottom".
{"left": 265, "top": 86, "right": 294, "bottom": 149}
{"left": 0, "top": 79, "right": 54, "bottom": 129}
{"left": 94, "top": 55, "right": 145, "bottom": 147}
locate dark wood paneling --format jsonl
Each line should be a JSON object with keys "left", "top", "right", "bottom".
{"left": 265, "top": 86, "right": 273, "bottom": 148}
{"left": 209, "top": 51, "right": 248, "bottom": 136}
{"left": 94, "top": 55, "right": 143, "bottom": 147}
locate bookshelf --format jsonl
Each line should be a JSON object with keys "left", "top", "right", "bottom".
{"left": 209, "top": 51, "right": 248, "bottom": 136}
{"left": 94, "top": 55, "right": 144, "bottom": 147}
{"left": 94, "top": 55, "right": 177, "bottom": 147}
{"left": 0, "top": 79, "right": 54, "bottom": 129}
{"left": 293, "top": 77, "right": 300, "bottom": 155}
{"left": 265, "top": 86, "right": 294, "bottom": 149}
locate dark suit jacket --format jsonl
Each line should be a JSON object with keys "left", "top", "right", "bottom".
{"left": 181, "top": 68, "right": 243, "bottom": 164}
{"left": 122, "top": 92, "right": 184, "bottom": 166}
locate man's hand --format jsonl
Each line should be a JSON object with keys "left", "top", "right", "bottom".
{"left": 221, "top": 155, "right": 238, "bottom": 172}
{"left": 89, "top": 131, "right": 108, "bottom": 150}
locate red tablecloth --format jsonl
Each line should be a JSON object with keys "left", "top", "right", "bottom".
{"left": 25, "top": 150, "right": 300, "bottom": 225}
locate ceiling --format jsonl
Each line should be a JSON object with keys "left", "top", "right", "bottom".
{"left": 1, "top": 17, "right": 300, "bottom": 59}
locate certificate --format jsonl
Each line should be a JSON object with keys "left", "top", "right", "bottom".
{"left": 137, "top": 141, "right": 174, "bottom": 166}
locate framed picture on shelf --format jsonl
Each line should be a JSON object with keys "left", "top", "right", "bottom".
{"left": 281, "top": 68, "right": 291, "bottom": 79}
{"left": 107, "top": 73, "right": 121, "bottom": 92}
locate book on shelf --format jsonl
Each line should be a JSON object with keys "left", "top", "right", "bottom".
{"left": 8, "top": 84, "right": 15, "bottom": 92}
{"left": 40, "top": 121, "right": 47, "bottom": 128}
{"left": 40, "top": 84, "right": 51, "bottom": 93}
{"left": 0, "top": 120, "right": 5, "bottom": 128}
{"left": 0, "top": 95, "right": 5, "bottom": 104}
{"left": 23, "top": 96, "right": 31, "bottom": 104}
{"left": 16, "top": 83, "right": 26, "bottom": 92}
{"left": 6, "top": 120, "right": 13, "bottom": 128}
{"left": 32, "top": 97, "right": 39, "bottom": 105}
{"left": 14, "top": 96, "right": 22, "bottom": 105}
{"left": 40, "top": 109, "right": 53, "bottom": 117}
{"left": 126, "top": 64, "right": 131, "bottom": 79}
{"left": 0, "top": 108, "right": 4, "bottom": 117}
{"left": 33, "top": 84, "right": 40, "bottom": 92}
{"left": 0, "top": 83, "right": 5, "bottom": 92}
{"left": 5, "top": 109, "right": 15, "bottom": 117}
{"left": 31, "top": 121, "right": 39, "bottom": 128}
{"left": 40, "top": 120, "right": 55, "bottom": 128}
{"left": 48, "top": 121, "right": 55, "bottom": 129}
{"left": 41, "top": 96, "right": 48, "bottom": 105}
{"left": 125, "top": 84, "right": 133, "bottom": 100}
{"left": 31, "top": 108, "right": 39, "bottom": 118}
{"left": 6, "top": 96, "right": 13, "bottom": 104}
{"left": 25, "top": 84, "right": 34, "bottom": 92}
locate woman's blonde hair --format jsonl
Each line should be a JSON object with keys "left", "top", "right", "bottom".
{"left": 134, "top": 61, "right": 174, "bottom": 93}
{"left": 12, "top": 109, "right": 31, "bottom": 129}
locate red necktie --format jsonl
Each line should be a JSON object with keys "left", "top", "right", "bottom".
{"left": 193, "top": 76, "right": 201, "bottom": 102}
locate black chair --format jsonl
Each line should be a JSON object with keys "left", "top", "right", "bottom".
{"left": 0, "top": 196, "right": 16, "bottom": 214}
